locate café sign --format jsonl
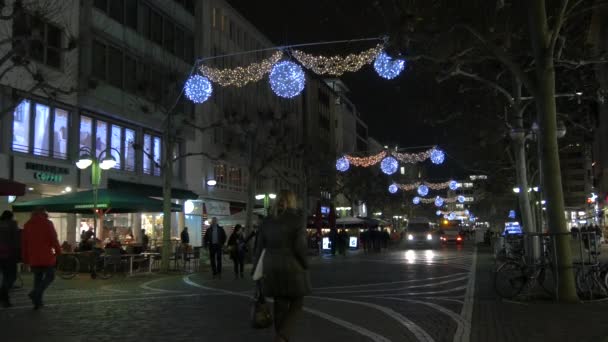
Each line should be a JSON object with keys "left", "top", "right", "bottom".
{"left": 26, "top": 162, "right": 69, "bottom": 184}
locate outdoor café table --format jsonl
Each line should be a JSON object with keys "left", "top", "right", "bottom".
{"left": 121, "top": 254, "right": 146, "bottom": 276}
{"left": 141, "top": 252, "right": 161, "bottom": 273}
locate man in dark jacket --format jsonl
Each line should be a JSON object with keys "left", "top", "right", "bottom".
{"left": 203, "top": 218, "right": 226, "bottom": 279}
{"left": 0, "top": 210, "right": 20, "bottom": 307}
{"left": 22, "top": 207, "right": 62, "bottom": 309}
{"left": 181, "top": 227, "right": 190, "bottom": 245}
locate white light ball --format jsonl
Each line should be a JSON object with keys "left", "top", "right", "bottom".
{"left": 184, "top": 75, "right": 213, "bottom": 103}
{"left": 269, "top": 60, "right": 305, "bottom": 98}
{"left": 374, "top": 51, "right": 406, "bottom": 80}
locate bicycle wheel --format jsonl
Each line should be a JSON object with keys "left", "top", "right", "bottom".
{"left": 537, "top": 266, "right": 556, "bottom": 298}
{"left": 57, "top": 255, "right": 80, "bottom": 279}
{"left": 495, "top": 261, "right": 526, "bottom": 299}
{"left": 576, "top": 268, "right": 607, "bottom": 300}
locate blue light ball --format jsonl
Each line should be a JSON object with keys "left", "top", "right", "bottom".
{"left": 380, "top": 156, "right": 399, "bottom": 175}
{"left": 417, "top": 185, "right": 429, "bottom": 197}
{"left": 269, "top": 60, "right": 305, "bottom": 98}
{"left": 435, "top": 196, "right": 444, "bottom": 207}
{"left": 388, "top": 184, "right": 398, "bottom": 194}
{"left": 449, "top": 180, "right": 458, "bottom": 191}
{"left": 464, "top": 209, "right": 470, "bottom": 215}
{"left": 448, "top": 212, "right": 456, "bottom": 220}
{"left": 458, "top": 195, "right": 466, "bottom": 203}
{"left": 412, "top": 197, "right": 421, "bottom": 205}
{"left": 430, "top": 148, "right": 445, "bottom": 165}
{"left": 436, "top": 210, "right": 442, "bottom": 216}
{"left": 374, "top": 51, "right": 406, "bottom": 80}
{"left": 336, "top": 157, "right": 350, "bottom": 172}
{"left": 184, "top": 75, "right": 213, "bottom": 103}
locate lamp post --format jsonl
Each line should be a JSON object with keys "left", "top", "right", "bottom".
{"left": 255, "top": 193, "right": 276, "bottom": 216}
{"left": 76, "top": 146, "right": 120, "bottom": 238}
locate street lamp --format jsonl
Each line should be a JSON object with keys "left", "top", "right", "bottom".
{"left": 255, "top": 193, "right": 277, "bottom": 215}
{"left": 76, "top": 146, "right": 121, "bottom": 238}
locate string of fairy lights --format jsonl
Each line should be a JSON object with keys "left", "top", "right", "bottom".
{"left": 390, "top": 180, "right": 460, "bottom": 194}
{"left": 182, "top": 37, "right": 407, "bottom": 103}
{"left": 336, "top": 147, "right": 446, "bottom": 175}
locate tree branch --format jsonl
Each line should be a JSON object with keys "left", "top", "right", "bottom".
{"left": 550, "top": 0, "right": 571, "bottom": 56}
{"left": 437, "top": 65, "right": 514, "bottom": 105}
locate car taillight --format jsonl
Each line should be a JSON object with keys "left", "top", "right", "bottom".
{"left": 457, "top": 236, "right": 462, "bottom": 241}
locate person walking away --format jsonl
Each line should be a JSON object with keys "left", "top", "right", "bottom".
{"left": 227, "top": 224, "right": 246, "bottom": 279}
{"left": 204, "top": 217, "right": 226, "bottom": 279}
{"left": 181, "top": 226, "right": 190, "bottom": 262}
{"left": 141, "top": 229, "right": 149, "bottom": 251}
{"left": 254, "top": 190, "right": 311, "bottom": 342}
{"left": 0, "top": 210, "right": 20, "bottom": 307}
{"left": 22, "top": 207, "right": 62, "bottom": 309}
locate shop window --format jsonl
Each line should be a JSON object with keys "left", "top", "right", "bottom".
{"left": 80, "top": 115, "right": 93, "bottom": 152}
{"left": 124, "top": 128, "right": 136, "bottom": 171}
{"left": 96, "top": 120, "right": 108, "bottom": 157}
{"left": 33, "top": 103, "right": 51, "bottom": 156}
{"left": 111, "top": 124, "right": 122, "bottom": 169}
{"left": 12, "top": 100, "right": 31, "bottom": 153}
{"left": 53, "top": 109, "right": 69, "bottom": 159}
{"left": 153, "top": 136, "right": 161, "bottom": 176}
{"left": 143, "top": 134, "right": 152, "bottom": 174}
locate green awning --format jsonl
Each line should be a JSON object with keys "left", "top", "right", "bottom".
{"left": 11, "top": 189, "right": 182, "bottom": 214}
{"left": 107, "top": 179, "right": 199, "bottom": 200}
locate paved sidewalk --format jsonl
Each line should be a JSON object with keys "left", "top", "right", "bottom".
{"left": 471, "top": 245, "right": 608, "bottom": 342}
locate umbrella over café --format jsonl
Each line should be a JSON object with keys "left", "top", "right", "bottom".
{"left": 11, "top": 189, "right": 182, "bottom": 214}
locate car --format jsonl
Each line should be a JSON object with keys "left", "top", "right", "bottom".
{"left": 406, "top": 218, "right": 440, "bottom": 248}
{"left": 440, "top": 229, "right": 464, "bottom": 244}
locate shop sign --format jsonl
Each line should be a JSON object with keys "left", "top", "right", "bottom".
{"left": 204, "top": 200, "right": 230, "bottom": 216}
{"left": 74, "top": 203, "right": 109, "bottom": 209}
{"left": 26, "top": 162, "right": 69, "bottom": 184}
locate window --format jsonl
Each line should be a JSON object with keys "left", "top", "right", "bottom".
{"left": 53, "top": 109, "right": 69, "bottom": 159}
{"left": 107, "top": 45, "right": 123, "bottom": 88}
{"left": 124, "top": 128, "right": 136, "bottom": 171}
{"left": 125, "top": 0, "right": 137, "bottom": 29}
{"left": 33, "top": 104, "right": 51, "bottom": 156}
{"left": 109, "top": 0, "right": 124, "bottom": 23}
{"left": 150, "top": 10, "right": 162, "bottom": 44}
{"left": 153, "top": 136, "right": 161, "bottom": 176}
{"left": 163, "top": 19, "right": 174, "bottom": 53}
{"left": 143, "top": 134, "right": 152, "bottom": 174}
{"left": 184, "top": 33, "right": 194, "bottom": 62}
{"left": 13, "top": 100, "right": 69, "bottom": 159}
{"left": 214, "top": 164, "right": 245, "bottom": 191}
{"left": 96, "top": 120, "right": 108, "bottom": 157}
{"left": 92, "top": 40, "right": 106, "bottom": 80}
{"left": 111, "top": 124, "right": 122, "bottom": 169}
{"left": 139, "top": 3, "right": 150, "bottom": 38}
{"left": 17, "top": 14, "right": 63, "bottom": 69}
{"left": 175, "top": 27, "right": 184, "bottom": 60}
{"left": 80, "top": 115, "right": 93, "bottom": 152}
{"left": 124, "top": 54, "right": 137, "bottom": 93}
{"left": 12, "top": 100, "right": 31, "bottom": 153}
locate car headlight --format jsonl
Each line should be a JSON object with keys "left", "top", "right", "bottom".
{"left": 408, "top": 234, "right": 414, "bottom": 240}
{"left": 427, "top": 234, "right": 433, "bottom": 240}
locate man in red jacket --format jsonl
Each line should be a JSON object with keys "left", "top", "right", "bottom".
{"left": 22, "top": 207, "right": 61, "bottom": 309}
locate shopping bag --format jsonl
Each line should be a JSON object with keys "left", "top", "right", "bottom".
{"left": 252, "top": 249, "right": 265, "bottom": 281}
{"left": 250, "top": 280, "right": 272, "bottom": 329}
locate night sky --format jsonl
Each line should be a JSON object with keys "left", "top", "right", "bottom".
{"left": 226, "top": 1, "right": 489, "bottom": 179}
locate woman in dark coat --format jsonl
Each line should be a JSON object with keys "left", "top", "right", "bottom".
{"left": 254, "top": 190, "right": 311, "bottom": 342}
{"left": 0, "top": 210, "right": 20, "bottom": 307}
{"left": 227, "top": 224, "right": 246, "bottom": 279}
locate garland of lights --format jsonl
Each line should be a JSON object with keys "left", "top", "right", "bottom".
{"left": 292, "top": 45, "right": 383, "bottom": 76}
{"left": 337, "top": 147, "right": 444, "bottom": 173}
{"left": 396, "top": 180, "right": 458, "bottom": 192}
{"left": 416, "top": 196, "right": 462, "bottom": 205}
{"left": 199, "top": 51, "right": 283, "bottom": 87}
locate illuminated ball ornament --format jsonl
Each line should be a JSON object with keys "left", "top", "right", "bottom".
{"left": 269, "top": 60, "right": 305, "bottom": 98}
{"left": 336, "top": 157, "right": 350, "bottom": 172}
{"left": 430, "top": 148, "right": 445, "bottom": 165}
{"left": 434, "top": 196, "right": 444, "bottom": 207}
{"left": 184, "top": 75, "right": 213, "bottom": 103}
{"left": 436, "top": 210, "right": 442, "bottom": 216}
{"left": 458, "top": 195, "right": 466, "bottom": 203}
{"left": 412, "top": 197, "right": 421, "bottom": 205}
{"left": 380, "top": 156, "right": 399, "bottom": 175}
{"left": 374, "top": 51, "right": 406, "bottom": 80}
{"left": 448, "top": 212, "right": 456, "bottom": 220}
{"left": 417, "top": 184, "right": 429, "bottom": 197}
{"left": 388, "top": 184, "right": 398, "bottom": 194}
{"left": 449, "top": 180, "right": 459, "bottom": 191}
{"left": 464, "top": 209, "right": 470, "bottom": 215}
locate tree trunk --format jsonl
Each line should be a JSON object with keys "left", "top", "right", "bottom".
{"left": 245, "top": 139, "right": 256, "bottom": 235}
{"left": 160, "top": 123, "right": 174, "bottom": 273}
{"left": 512, "top": 132, "right": 536, "bottom": 234}
{"left": 527, "top": 0, "right": 578, "bottom": 302}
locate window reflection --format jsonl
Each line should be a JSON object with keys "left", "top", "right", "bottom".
{"left": 96, "top": 120, "right": 107, "bottom": 157}
{"left": 80, "top": 115, "right": 93, "bottom": 152}
{"left": 53, "top": 109, "right": 68, "bottom": 159}
{"left": 33, "top": 103, "right": 51, "bottom": 156}
{"left": 124, "top": 128, "right": 135, "bottom": 171}
{"left": 12, "top": 100, "right": 31, "bottom": 153}
{"left": 111, "top": 124, "right": 122, "bottom": 169}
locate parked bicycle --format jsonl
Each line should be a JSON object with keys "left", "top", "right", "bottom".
{"left": 56, "top": 252, "right": 121, "bottom": 280}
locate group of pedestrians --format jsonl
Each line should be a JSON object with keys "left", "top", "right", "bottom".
{"left": 0, "top": 207, "right": 61, "bottom": 309}
{"left": 361, "top": 227, "right": 391, "bottom": 253}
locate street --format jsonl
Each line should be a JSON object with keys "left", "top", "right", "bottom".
{"left": 1, "top": 243, "right": 476, "bottom": 342}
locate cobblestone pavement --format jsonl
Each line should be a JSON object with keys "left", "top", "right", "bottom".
{"left": 3, "top": 243, "right": 607, "bottom": 341}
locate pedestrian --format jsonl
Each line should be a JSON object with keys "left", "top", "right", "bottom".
{"left": 141, "top": 229, "right": 149, "bottom": 251}
{"left": 21, "top": 207, "right": 62, "bottom": 309}
{"left": 254, "top": 190, "right": 311, "bottom": 342}
{"left": 181, "top": 226, "right": 190, "bottom": 245}
{"left": 0, "top": 210, "right": 20, "bottom": 307}
{"left": 204, "top": 217, "right": 226, "bottom": 279}
{"left": 338, "top": 229, "right": 348, "bottom": 256}
{"left": 227, "top": 224, "right": 246, "bottom": 279}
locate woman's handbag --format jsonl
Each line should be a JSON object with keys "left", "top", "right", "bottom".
{"left": 250, "top": 280, "right": 272, "bottom": 329}
{"left": 252, "top": 249, "right": 265, "bottom": 281}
